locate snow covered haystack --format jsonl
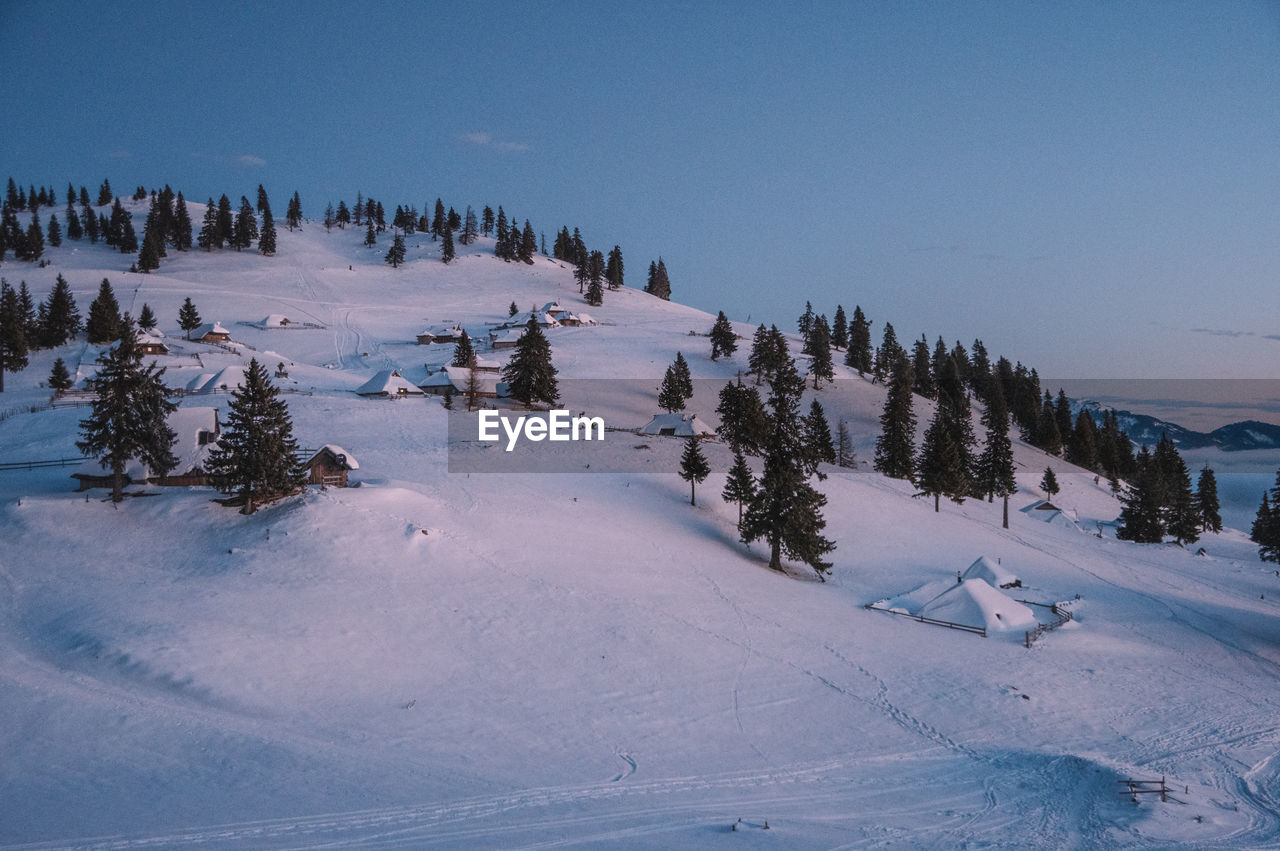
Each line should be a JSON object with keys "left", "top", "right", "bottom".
{"left": 962, "top": 556, "right": 1020, "bottom": 589}
{"left": 920, "top": 578, "right": 1037, "bottom": 632}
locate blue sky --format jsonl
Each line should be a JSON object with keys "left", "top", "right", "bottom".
{"left": 3, "top": 1, "right": 1279, "bottom": 378}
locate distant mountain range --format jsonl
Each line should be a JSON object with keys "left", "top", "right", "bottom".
{"left": 1077, "top": 401, "right": 1280, "bottom": 451}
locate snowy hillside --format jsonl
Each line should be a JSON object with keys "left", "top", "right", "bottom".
{"left": 1, "top": 204, "right": 1279, "bottom": 848}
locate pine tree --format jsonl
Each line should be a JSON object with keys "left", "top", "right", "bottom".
{"left": 216, "top": 195, "right": 234, "bottom": 246}
{"left": 24, "top": 216, "right": 45, "bottom": 261}
{"left": 0, "top": 281, "right": 30, "bottom": 392}
{"left": 258, "top": 205, "right": 277, "bottom": 255}
{"left": 137, "top": 303, "right": 157, "bottom": 331}
{"left": 797, "top": 301, "right": 815, "bottom": 350}
{"left": 440, "top": 224, "right": 455, "bottom": 263}
{"left": 710, "top": 311, "right": 737, "bottom": 361}
{"left": 917, "top": 400, "right": 968, "bottom": 511}
{"left": 205, "top": 358, "right": 305, "bottom": 515}
{"left": 385, "top": 233, "right": 406, "bottom": 267}
{"left": 1195, "top": 466, "right": 1222, "bottom": 534}
{"left": 47, "top": 214, "right": 61, "bottom": 247}
{"left": 198, "top": 198, "right": 219, "bottom": 249}
{"left": 364, "top": 218, "right": 377, "bottom": 247}
{"left": 96, "top": 179, "right": 113, "bottom": 207}
{"left": 49, "top": 356, "right": 73, "bottom": 393}
{"left": 85, "top": 278, "right": 122, "bottom": 344}
{"left": 178, "top": 297, "right": 201, "bottom": 339}
{"left": 1040, "top": 467, "right": 1060, "bottom": 502}
{"left": 137, "top": 228, "right": 161, "bottom": 272}
{"left": 460, "top": 205, "right": 478, "bottom": 245}
{"left": 715, "top": 380, "right": 768, "bottom": 455}
{"left": 509, "top": 301, "right": 519, "bottom": 317}
{"left": 645, "top": 258, "right": 671, "bottom": 300}
{"left": 286, "top": 191, "right": 303, "bottom": 231}
{"left": 1067, "top": 409, "right": 1099, "bottom": 470}
{"left": 335, "top": 200, "right": 350, "bottom": 229}
{"left": 40, "top": 274, "right": 80, "bottom": 346}
{"left": 808, "top": 319, "right": 834, "bottom": 389}
{"left": 233, "top": 196, "right": 257, "bottom": 250}
{"left": 658, "top": 365, "right": 686, "bottom": 413}
{"left": 76, "top": 323, "right": 178, "bottom": 502}
{"left": 1164, "top": 451, "right": 1200, "bottom": 546}
{"left": 1037, "top": 392, "right": 1062, "bottom": 454}
{"left": 66, "top": 205, "right": 83, "bottom": 241}
{"left": 977, "top": 383, "right": 1017, "bottom": 527}
{"left": 722, "top": 447, "right": 756, "bottom": 530}
{"left": 1253, "top": 485, "right": 1280, "bottom": 563}
{"left": 520, "top": 220, "right": 537, "bottom": 263}
{"left": 172, "top": 192, "right": 193, "bottom": 249}
{"left": 605, "top": 245, "right": 624, "bottom": 289}
{"left": 803, "top": 399, "right": 836, "bottom": 469}
{"left": 451, "top": 331, "right": 475, "bottom": 368}
{"left": 353, "top": 192, "right": 363, "bottom": 226}
{"left": 831, "top": 305, "right": 849, "bottom": 350}
{"left": 874, "top": 321, "right": 903, "bottom": 383}
{"left": 874, "top": 360, "right": 916, "bottom": 480}
{"left": 16, "top": 281, "right": 37, "bottom": 344}
{"left": 1117, "top": 448, "right": 1164, "bottom": 543}
{"left": 679, "top": 437, "right": 711, "bottom": 506}
{"left": 672, "top": 352, "right": 694, "bottom": 400}
{"left": 741, "top": 348, "right": 835, "bottom": 579}
{"left": 502, "top": 316, "right": 559, "bottom": 408}
{"left": 482, "top": 205, "right": 495, "bottom": 236}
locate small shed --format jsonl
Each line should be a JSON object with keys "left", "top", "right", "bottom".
{"left": 416, "top": 325, "right": 464, "bottom": 345}
{"left": 490, "top": 327, "right": 527, "bottom": 350}
{"left": 640, "top": 413, "right": 715, "bottom": 437}
{"left": 304, "top": 445, "right": 359, "bottom": 487}
{"left": 191, "top": 322, "right": 231, "bottom": 343}
{"left": 356, "top": 369, "right": 425, "bottom": 397}
{"left": 135, "top": 331, "right": 169, "bottom": 355}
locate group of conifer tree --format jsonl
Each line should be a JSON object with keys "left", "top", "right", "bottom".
{"left": 552, "top": 226, "right": 625, "bottom": 307}
{"left": 0, "top": 274, "right": 83, "bottom": 393}
{"left": 196, "top": 184, "right": 288, "bottom": 260}
{"left": 1113, "top": 434, "right": 1219, "bottom": 545}
{"left": 1250, "top": 472, "right": 1280, "bottom": 563}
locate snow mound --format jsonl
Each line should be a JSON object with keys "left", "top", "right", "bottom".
{"left": 198, "top": 366, "right": 247, "bottom": 394}
{"left": 920, "top": 578, "right": 1037, "bottom": 632}
{"left": 962, "top": 556, "right": 1020, "bottom": 589}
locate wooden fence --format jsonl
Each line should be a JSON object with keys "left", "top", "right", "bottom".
{"left": 863, "top": 603, "right": 987, "bottom": 637}
{"left": 0, "top": 457, "right": 86, "bottom": 473}
{"left": 1023, "top": 601, "right": 1075, "bottom": 648}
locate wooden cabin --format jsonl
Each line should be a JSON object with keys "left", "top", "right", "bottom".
{"left": 304, "top": 445, "right": 359, "bottom": 487}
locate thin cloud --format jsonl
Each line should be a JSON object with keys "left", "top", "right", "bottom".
{"left": 236, "top": 154, "right": 267, "bottom": 167}
{"left": 462, "top": 131, "right": 529, "bottom": 153}
{"left": 1191, "top": 327, "right": 1255, "bottom": 338}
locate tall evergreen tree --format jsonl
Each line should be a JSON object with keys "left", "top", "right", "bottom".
{"left": 47, "top": 214, "right": 61, "bottom": 247}
{"left": 874, "top": 321, "right": 903, "bottom": 383}
{"left": 679, "top": 437, "right": 711, "bottom": 506}
{"left": 258, "top": 204, "right": 277, "bottom": 255}
{"left": 797, "top": 301, "right": 815, "bottom": 349}
{"left": 66, "top": 205, "right": 83, "bottom": 241}
{"left": 747, "top": 324, "right": 771, "bottom": 385}
{"left": 440, "top": 223, "right": 455, "bottom": 263}
{"left": 912, "top": 336, "right": 936, "bottom": 399}
{"left": 502, "top": 316, "right": 559, "bottom": 408}
{"left": 385, "top": 233, "right": 406, "bottom": 267}
{"left": 645, "top": 258, "right": 672, "bottom": 300}
{"left": 976, "top": 383, "right": 1017, "bottom": 527}
{"left": 171, "top": 191, "right": 193, "bottom": 249}
{"left": 198, "top": 198, "right": 219, "bottom": 249}
{"left": 233, "top": 196, "right": 258, "bottom": 250}
{"left": 831, "top": 304, "right": 849, "bottom": 350}
{"left": 76, "top": 323, "right": 178, "bottom": 502}
{"left": 286, "top": 191, "right": 303, "bottom": 231}
{"left": 658, "top": 365, "right": 687, "bottom": 413}
{"left": 803, "top": 399, "right": 836, "bottom": 469}
{"left": 715, "top": 380, "right": 768, "bottom": 455}
{"left": 722, "top": 447, "right": 756, "bottom": 530}
{"left": 364, "top": 218, "right": 377, "bottom": 247}
{"left": 335, "top": 200, "right": 350, "bottom": 229}
{"left": 256, "top": 184, "right": 269, "bottom": 213}
{"left": 605, "top": 245, "right": 624, "bottom": 290}
{"left": 40, "top": 274, "right": 80, "bottom": 347}
{"left": 85, "top": 278, "right": 122, "bottom": 344}
{"left": 1117, "top": 448, "right": 1164, "bottom": 543}
{"left": 215, "top": 194, "right": 234, "bottom": 246}
{"left": 808, "top": 319, "right": 834, "bottom": 389}
{"left": 482, "top": 205, "right": 495, "bottom": 236}
{"left": 137, "top": 303, "right": 157, "bottom": 331}
{"left": 0, "top": 280, "right": 30, "bottom": 392}
{"left": 836, "top": 420, "right": 855, "bottom": 469}
{"left": 740, "top": 347, "right": 835, "bottom": 579}
{"left": 460, "top": 205, "right": 478, "bottom": 245}
{"left": 917, "top": 399, "right": 968, "bottom": 511}
{"left": 205, "top": 358, "right": 305, "bottom": 515}
{"left": 710, "top": 311, "right": 737, "bottom": 361}
{"left": 1195, "top": 466, "right": 1222, "bottom": 534}
{"left": 874, "top": 360, "right": 916, "bottom": 480}
{"left": 1163, "top": 449, "right": 1200, "bottom": 546}
{"left": 1253, "top": 484, "right": 1280, "bottom": 562}
{"left": 178, "top": 297, "right": 201, "bottom": 339}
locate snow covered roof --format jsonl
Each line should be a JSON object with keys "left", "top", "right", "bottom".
{"left": 185, "top": 373, "right": 214, "bottom": 393}
{"left": 505, "top": 311, "right": 559, "bottom": 328}
{"left": 640, "top": 413, "right": 715, "bottom": 437}
{"left": 312, "top": 444, "right": 359, "bottom": 470}
{"left": 920, "top": 578, "right": 1036, "bottom": 632}
{"left": 961, "top": 556, "right": 1020, "bottom": 589}
{"left": 356, "top": 370, "right": 425, "bottom": 396}
{"left": 442, "top": 365, "right": 508, "bottom": 397}
{"left": 489, "top": 327, "right": 527, "bottom": 346}
{"left": 192, "top": 321, "right": 230, "bottom": 338}
{"left": 197, "top": 366, "right": 247, "bottom": 394}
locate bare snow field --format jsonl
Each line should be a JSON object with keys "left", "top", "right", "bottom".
{"left": 1, "top": 203, "right": 1278, "bottom": 848}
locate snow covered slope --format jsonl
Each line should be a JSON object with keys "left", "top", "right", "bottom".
{"left": 1, "top": 204, "right": 1278, "bottom": 848}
